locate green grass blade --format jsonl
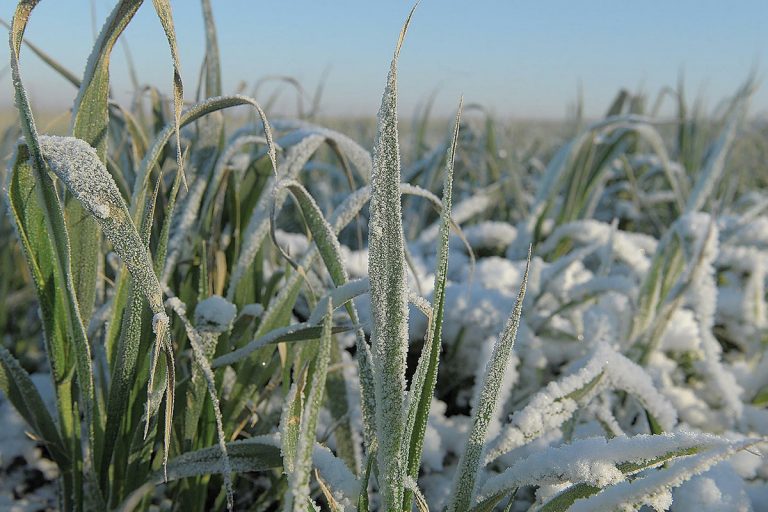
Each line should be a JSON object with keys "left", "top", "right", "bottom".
{"left": 448, "top": 248, "right": 530, "bottom": 512}
{"left": 38, "top": 136, "right": 164, "bottom": 312}
{"left": 367, "top": 7, "right": 416, "bottom": 508}
{"left": 402, "top": 100, "right": 461, "bottom": 510}
{"left": 286, "top": 301, "right": 334, "bottom": 512}
{"left": 69, "top": 0, "right": 143, "bottom": 324}
{"left": 280, "top": 373, "right": 306, "bottom": 475}
{"left": 270, "top": 178, "right": 377, "bottom": 455}
{"left": 101, "top": 141, "right": 183, "bottom": 492}
{"left": 156, "top": 437, "right": 283, "bottom": 483}
{"left": 326, "top": 338, "right": 360, "bottom": 473}
{"left": 227, "top": 133, "right": 325, "bottom": 299}
{"left": 404, "top": 476, "right": 430, "bottom": 512}
{"left": 150, "top": 0, "right": 187, "bottom": 191}
{"left": 7, "top": 143, "right": 91, "bottom": 506}
{"left": 100, "top": 281, "right": 146, "bottom": 489}
{"left": 211, "top": 322, "right": 350, "bottom": 368}
{"left": 35, "top": 135, "right": 173, "bottom": 481}
{"left": 131, "top": 95, "right": 277, "bottom": 244}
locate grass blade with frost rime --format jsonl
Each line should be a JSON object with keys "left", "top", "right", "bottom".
{"left": 367, "top": 7, "right": 416, "bottom": 508}
{"left": 449, "top": 247, "right": 530, "bottom": 512}
{"left": 167, "top": 298, "right": 234, "bottom": 511}
{"left": 131, "top": 95, "right": 277, "bottom": 236}
{"left": 285, "top": 301, "right": 334, "bottom": 512}
{"left": 38, "top": 136, "right": 164, "bottom": 312}
{"left": 403, "top": 100, "right": 462, "bottom": 510}
{"left": 157, "top": 437, "right": 283, "bottom": 483}
{"left": 280, "top": 372, "right": 306, "bottom": 475}
{"left": 101, "top": 142, "right": 184, "bottom": 492}
{"left": 69, "top": 0, "right": 143, "bottom": 323}
{"left": 269, "top": 177, "right": 374, "bottom": 462}
{"left": 485, "top": 342, "right": 676, "bottom": 463}
{"left": 404, "top": 476, "right": 430, "bottom": 512}
{"left": 316, "top": 470, "right": 343, "bottom": 512}
{"left": 150, "top": 0, "right": 187, "bottom": 189}
{"left": 101, "top": 278, "right": 145, "bottom": 488}
{"left": 565, "top": 436, "right": 764, "bottom": 511}
{"left": 477, "top": 431, "right": 738, "bottom": 509}
{"left": 227, "top": 133, "right": 325, "bottom": 299}
{"left": 225, "top": 178, "right": 383, "bottom": 446}
{"left": 685, "top": 82, "right": 752, "bottom": 213}
{"left": 267, "top": 118, "right": 373, "bottom": 181}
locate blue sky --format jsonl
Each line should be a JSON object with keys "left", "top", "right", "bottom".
{"left": 3, "top": 1, "right": 767, "bottom": 119}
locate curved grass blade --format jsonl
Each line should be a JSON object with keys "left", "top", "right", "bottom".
{"left": 100, "top": 144, "right": 184, "bottom": 491}
{"left": 150, "top": 0, "right": 187, "bottom": 190}
{"left": 9, "top": 5, "right": 100, "bottom": 504}
{"left": 69, "top": 0, "right": 143, "bottom": 323}
{"left": 227, "top": 133, "right": 325, "bottom": 299}
{"left": 35, "top": 135, "right": 175, "bottom": 480}
{"left": 222, "top": 180, "right": 436, "bottom": 441}
{"left": 478, "top": 431, "right": 735, "bottom": 509}
{"left": 267, "top": 118, "right": 373, "bottom": 182}
{"left": 7, "top": 143, "right": 95, "bottom": 508}
{"left": 162, "top": 133, "right": 269, "bottom": 286}
{"left": 269, "top": 178, "right": 375, "bottom": 460}
{"left": 131, "top": 95, "right": 277, "bottom": 240}
{"left": 39, "top": 136, "right": 163, "bottom": 311}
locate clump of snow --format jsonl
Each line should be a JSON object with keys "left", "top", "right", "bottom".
{"left": 274, "top": 229, "right": 310, "bottom": 258}
{"left": 238, "top": 303, "right": 264, "bottom": 319}
{"left": 340, "top": 246, "right": 369, "bottom": 278}
{"left": 195, "top": 295, "right": 237, "bottom": 333}
{"left": 450, "top": 221, "right": 517, "bottom": 254}
{"left": 659, "top": 309, "right": 701, "bottom": 353}
{"left": 674, "top": 463, "right": 752, "bottom": 512}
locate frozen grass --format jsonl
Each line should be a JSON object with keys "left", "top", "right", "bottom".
{"left": 1, "top": 2, "right": 768, "bottom": 511}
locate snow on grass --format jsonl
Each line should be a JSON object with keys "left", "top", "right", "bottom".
{"left": 194, "top": 295, "right": 237, "bottom": 333}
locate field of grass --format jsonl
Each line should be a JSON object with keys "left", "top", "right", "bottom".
{"left": 2, "top": 2, "right": 768, "bottom": 511}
